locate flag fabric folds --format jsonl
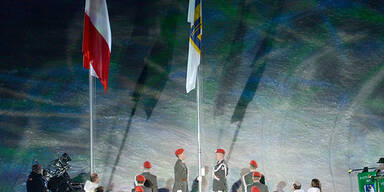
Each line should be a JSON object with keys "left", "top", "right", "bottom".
{"left": 186, "top": 0, "right": 202, "bottom": 93}
{"left": 82, "top": 0, "right": 112, "bottom": 93}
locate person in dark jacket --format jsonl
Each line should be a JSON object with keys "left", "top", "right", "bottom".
{"left": 213, "top": 149, "right": 228, "bottom": 192}
{"left": 134, "top": 175, "right": 152, "bottom": 192}
{"left": 242, "top": 160, "right": 266, "bottom": 192}
{"left": 142, "top": 161, "right": 158, "bottom": 192}
{"left": 247, "top": 172, "right": 268, "bottom": 192}
{"left": 173, "top": 148, "right": 188, "bottom": 192}
{"left": 26, "top": 163, "right": 47, "bottom": 192}
{"left": 231, "top": 168, "right": 250, "bottom": 192}
{"left": 158, "top": 178, "right": 173, "bottom": 192}
{"left": 191, "top": 166, "right": 209, "bottom": 192}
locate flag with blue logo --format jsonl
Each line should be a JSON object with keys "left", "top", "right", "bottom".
{"left": 365, "top": 184, "right": 375, "bottom": 192}
{"left": 186, "top": 0, "right": 202, "bottom": 93}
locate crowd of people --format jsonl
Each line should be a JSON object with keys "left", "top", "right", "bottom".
{"left": 26, "top": 148, "right": 384, "bottom": 192}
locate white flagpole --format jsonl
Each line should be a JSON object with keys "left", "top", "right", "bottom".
{"left": 198, "top": 1, "right": 202, "bottom": 191}
{"left": 197, "top": 68, "right": 202, "bottom": 192}
{"left": 196, "top": 0, "right": 205, "bottom": 192}
{"left": 89, "top": 69, "right": 94, "bottom": 174}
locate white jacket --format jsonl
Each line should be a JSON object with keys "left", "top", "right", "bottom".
{"left": 307, "top": 188, "right": 320, "bottom": 192}
{"left": 84, "top": 180, "right": 99, "bottom": 192}
{"left": 293, "top": 190, "right": 305, "bottom": 192}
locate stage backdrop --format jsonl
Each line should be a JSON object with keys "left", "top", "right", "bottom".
{"left": 0, "top": 0, "right": 384, "bottom": 191}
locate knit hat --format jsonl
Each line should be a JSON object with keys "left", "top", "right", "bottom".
{"left": 135, "top": 186, "right": 144, "bottom": 192}
{"left": 136, "top": 175, "right": 146, "bottom": 183}
{"left": 216, "top": 149, "right": 226, "bottom": 155}
{"left": 250, "top": 160, "right": 258, "bottom": 168}
{"left": 253, "top": 171, "right": 261, "bottom": 178}
{"left": 175, "top": 148, "right": 184, "bottom": 157}
{"left": 144, "top": 161, "right": 152, "bottom": 169}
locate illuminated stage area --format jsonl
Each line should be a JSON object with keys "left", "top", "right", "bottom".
{"left": 1, "top": 0, "right": 384, "bottom": 192}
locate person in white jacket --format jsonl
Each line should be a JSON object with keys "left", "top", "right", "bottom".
{"left": 84, "top": 173, "right": 100, "bottom": 192}
{"left": 307, "top": 179, "right": 321, "bottom": 192}
{"left": 292, "top": 181, "right": 304, "bottom": 192}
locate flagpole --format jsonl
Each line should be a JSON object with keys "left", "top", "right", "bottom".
{"left": 197, "top": 67, "right": 202, "bottom": 192}
{"left": 198, "top": 0, "right": 203, "bottom": 191}
{"left": 89, "top": 69, "right": 94, "bottom": 174}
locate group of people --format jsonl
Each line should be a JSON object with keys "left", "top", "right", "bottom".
{"left": 26, "top": 149, "right": 384, "bottom": 192}
{"left": 284, "top": 180, "right": 321, "bottom": 192}
{"left": 81, "top": 148, "right": 322, "bottom": 192}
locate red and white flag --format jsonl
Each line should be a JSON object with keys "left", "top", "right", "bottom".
{"left": 82, "top": 0, "right": 112, "bottom": 93}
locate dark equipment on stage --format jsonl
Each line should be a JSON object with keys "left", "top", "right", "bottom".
{"left": 44, "top": 153, "right": 84, "bottom": 192}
